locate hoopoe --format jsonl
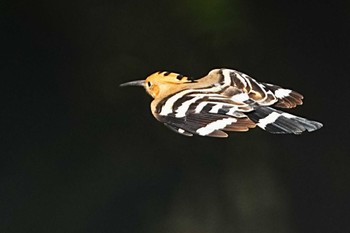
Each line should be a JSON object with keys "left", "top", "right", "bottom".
{"left": 120, "top": 68, "right": 323, "bottom": 138}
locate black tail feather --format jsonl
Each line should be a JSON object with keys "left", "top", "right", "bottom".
{"left": 247, "top": 107, "right": 323, "bottom": 134}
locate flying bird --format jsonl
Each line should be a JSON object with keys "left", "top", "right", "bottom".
{"left": 120, "top": 68, "right": 323, "bottom": 138}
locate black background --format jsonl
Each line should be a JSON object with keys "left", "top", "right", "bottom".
{"left": 1, "top": 1, "right": 349, "bottom": 233}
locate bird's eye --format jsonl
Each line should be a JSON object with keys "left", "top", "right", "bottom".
{"left": 147, "top": 82, "right": 152, "bottom": 87}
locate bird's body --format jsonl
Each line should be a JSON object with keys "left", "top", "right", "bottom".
{"left": 121, "top": 68, "right": 323, "bottom": 138}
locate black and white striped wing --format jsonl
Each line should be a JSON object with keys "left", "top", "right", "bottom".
{"left": 221, "top": 68, "right": 304, "bottom": 108}
{"left": 159, "top": 111, "right": 256, "bottom": 137}
{"left": 220, "top": 69, "right": 322, "bottom": 134}
{"left": 155, "top": 94, "right": 256, "bottom": 137}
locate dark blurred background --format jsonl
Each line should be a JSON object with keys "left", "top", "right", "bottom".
{"left": 1, "top": 1, "right": 349, "bottom": 233}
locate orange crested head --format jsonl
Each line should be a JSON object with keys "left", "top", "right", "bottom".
{"left": 120, "top": 71, "right": 195, "bottom": 98}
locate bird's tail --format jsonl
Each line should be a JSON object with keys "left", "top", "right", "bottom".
{"left": 246, "top": 107, "right": 323, "bottom": 134}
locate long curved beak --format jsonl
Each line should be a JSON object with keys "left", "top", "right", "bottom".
{"left": 120, "top": 80, "right": 145, "bottom": 87}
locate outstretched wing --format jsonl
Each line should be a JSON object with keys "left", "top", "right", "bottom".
{"left": 223, "top": 68, "right": 304, "bottom": 108}
{"left": 160, "top": 111, "right": 256, "bottom": 138}
{"left": 153, "top": 87, "right": 257, "bottom": 138}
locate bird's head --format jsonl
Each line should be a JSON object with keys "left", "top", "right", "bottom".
{"left": 120, "top": 71, "right": 196, "bottom": 98}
